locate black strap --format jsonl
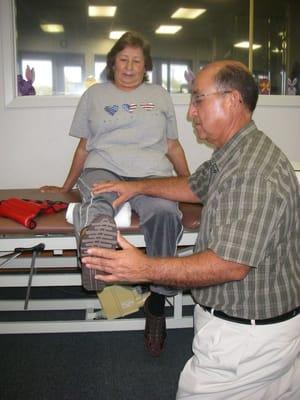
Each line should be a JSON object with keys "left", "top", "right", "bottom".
{"left": 201, "top": 305, "right": 300, "bottom": 325}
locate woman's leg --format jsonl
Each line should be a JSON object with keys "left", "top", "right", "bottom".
{"left": 130, "top": 194, "right": 183, "bottom": 291}
{"left": 73, "top": 169, "right": 122, "bottom": 291}
{"left": 73, "top": 168, "right": 122, "bottom": 236}
{"left": 130, "top": 194, "right": 183, "bottom": 356}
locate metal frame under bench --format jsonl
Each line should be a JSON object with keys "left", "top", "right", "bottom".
{"left": 0, "top": 189, "right": 201, "bottom": 334}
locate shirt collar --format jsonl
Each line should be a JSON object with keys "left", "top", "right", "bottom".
{"left": 211, "top": 120, "right": 257, "bottom": 171}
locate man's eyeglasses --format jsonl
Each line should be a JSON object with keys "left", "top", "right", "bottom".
{"left": 190, "top": 90, "right": 232, "bottom": 106}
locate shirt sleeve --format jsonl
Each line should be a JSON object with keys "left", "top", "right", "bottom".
{"left": 69, "top": 89, "right": 90, "bottom": 139}
{"left": 208, "top": 175, "right": 281, "bottom": 267}
{"left": 162, "top": 89, "right": 178, "bottom": 140}
{"left": 188, "top": 160, "right": 213, "bottom": 202}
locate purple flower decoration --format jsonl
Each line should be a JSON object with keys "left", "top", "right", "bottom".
{"left": 17, "top": 65, "right": 36, "bottom": 96}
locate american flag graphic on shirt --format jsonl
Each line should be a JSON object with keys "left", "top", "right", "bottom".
{"left": 129, "top": 103, "right": 137, "bottom": 112}
{"left": 122, "top": 103, "right": 155, "bottom": 113}
{"left": 140, "top": 102, "right": 155, "bottom": 110}
{"left": 122, "top": 103, "right": 137, "bottom": 113}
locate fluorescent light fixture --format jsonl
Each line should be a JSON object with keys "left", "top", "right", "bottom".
{"left": 234, "top": 41, "right": 262, "bottom": 50}
{"left": 155, "top": 25, "right": 182, "bottom": 34}
{"left": 40, "top": 24, "right": 64, "bottom": 33}
{"left": 109, "top": 31, "right": 126, "bottom": 40}
{"left": 171, "top": 8, "right": 206, "bottom": 19}
{"left": 88, "top": 6, "right": 117, "bottom": 17}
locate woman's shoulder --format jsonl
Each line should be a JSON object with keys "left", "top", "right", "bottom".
{"left": 85, "top": 81, "right": 112, "bottom": 95}
{"left": 142, "top": 83, "right": 170, "bottom": 97}
{"left": 143, "top": 82, "right": 166, "bottom": 91}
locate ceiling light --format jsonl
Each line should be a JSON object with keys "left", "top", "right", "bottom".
{"left": 88, "top": 6, "right": 117, "bottom": 17}
{"left": 155, "top": 25, "right": 182, "bottom": 34}
{"left": 40, "top": 24, "right": 64, "bottom": 33}
{"left": 234, "top": 41, "right": 262, "bottom": 50}
{"left": 171, "top": 8, "right": 206, "bottom": 19}
{"left": 109, "top": 31, "right": 126, "bottom": 40}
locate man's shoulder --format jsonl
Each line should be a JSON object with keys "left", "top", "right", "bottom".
{"left": 237, "top": 128, "right": 294, "bottom": 186}
{"left": 240, "top": 126, "right": 279, "bottom": 162}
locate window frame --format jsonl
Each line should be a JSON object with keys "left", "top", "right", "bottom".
{"left": 1, "top": 0, "right": 300, "bottom": 109}
{"left": 19, "top": 51, "right": 85, "bottom": 95}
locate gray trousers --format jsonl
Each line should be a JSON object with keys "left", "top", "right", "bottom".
{"left": 73, "top": 168, "right": 183, "bottom": 296}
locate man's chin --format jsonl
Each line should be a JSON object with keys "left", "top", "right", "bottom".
{"left": 195, "top": 128, "right": 206, "bottom": 141}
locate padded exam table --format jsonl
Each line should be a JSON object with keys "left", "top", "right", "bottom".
{"left": 0, "top": 189, "right": 201, "bottom": 334}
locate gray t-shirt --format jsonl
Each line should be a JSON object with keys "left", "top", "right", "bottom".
{"left": 69, "top": 82, "right": 178, "bottom": 177}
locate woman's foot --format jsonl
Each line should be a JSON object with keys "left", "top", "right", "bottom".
{"left": 79, "top": 214, "right": 117, "bottom": 291}
{"left": 144, "top": 294, "right": 166, "bottom": 357}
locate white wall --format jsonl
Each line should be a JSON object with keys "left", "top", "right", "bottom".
{"left": 1, "top": 93, "right": 299, "bottom": 189}
{"left": 0, "top": 0, "right": 299, "bottom": 189}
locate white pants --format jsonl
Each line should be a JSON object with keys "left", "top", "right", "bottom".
{"left": 176, "top": 305, "right": 300, "bottom": 400}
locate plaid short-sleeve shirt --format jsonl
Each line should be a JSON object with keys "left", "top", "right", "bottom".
{"left": 189, "top": 121, "right": 300, "bottom": 319}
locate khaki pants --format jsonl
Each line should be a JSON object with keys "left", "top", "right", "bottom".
{"left": 177, "top": 304, "right": 300, "bottom": 399}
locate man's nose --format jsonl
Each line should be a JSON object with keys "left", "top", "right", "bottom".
{"left": 187, "top": 103, "right": 196, "bottom": 120}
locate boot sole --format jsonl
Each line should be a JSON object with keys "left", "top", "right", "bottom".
{"left": 80, "top": 214, "right": 117, "bottom": 291}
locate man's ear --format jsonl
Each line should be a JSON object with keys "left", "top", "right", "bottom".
{"left": 229, "top": 89, "right": 242, "bottom": 107}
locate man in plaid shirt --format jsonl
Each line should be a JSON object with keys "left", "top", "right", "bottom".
{"left": 84, "top": 60, "right": 300, "bottom": 400}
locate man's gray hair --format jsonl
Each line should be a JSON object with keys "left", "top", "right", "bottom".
{"left": 214, "top": 63, "right": 259, "bottom": 112}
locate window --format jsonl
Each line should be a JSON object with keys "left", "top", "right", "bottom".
{"left": 11, "top": 0, "right": 300, "bottom": 97}
{"left": 64, "top": 66, "right": 82, "bottom": 95}
{"left": 161, "top": 62, "right": 192, "bottom": 93}
{"left": 94, "top": 60, "right": 107, "bottom": 83}
{"left": 253, "top": 1, "right": 300, "bottom": 95}
{"left": 21, "top": 59, "right": 52, "bottom": 95}
{"left": 18, "top": 51, "right": 85, "bottom": 95}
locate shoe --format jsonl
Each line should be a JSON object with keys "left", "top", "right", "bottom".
{"left": 144, "top": 296, "right": 166, "bottom": 357}
{"left": 80, "top": 214, "right": 117, "bottom": 291}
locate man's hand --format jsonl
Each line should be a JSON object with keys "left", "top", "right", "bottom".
{"left": 82, "top": 232, "right": 152, "bottom": 283}
{"left": 92, "top": 181, "right": 140, "bottom": 208}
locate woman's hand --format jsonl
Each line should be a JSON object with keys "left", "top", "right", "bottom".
{"left": 40, "top": 186, "right": 68, "bottom": 193}
{"left": 40, "top": 138, "right": 88, "bottom": 195}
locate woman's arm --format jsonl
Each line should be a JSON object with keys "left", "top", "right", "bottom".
{"left": 167, "top": 139, "right": 190, "bottom": 176}
{"left": 40, "top": 138, "right": 88, "bottom": 193}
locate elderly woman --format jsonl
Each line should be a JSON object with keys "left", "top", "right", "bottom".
{"left": 41, "top": 31, "right": 190, "bottom": 356}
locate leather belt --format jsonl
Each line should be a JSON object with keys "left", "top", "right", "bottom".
{"left": 201, "top": 305, "right": 300, "bottom": 325}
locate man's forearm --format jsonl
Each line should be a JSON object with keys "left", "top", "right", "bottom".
{"left": 146, "top": 250, "right": 250, "bottom": 288}
{"left": 91, "top": 175, "right": 200, "bottom": 207}
{"left": 81, "top": 240, "right": 250, "bottom": 287}
{"left": 138, "top": 176, "right": 200, "bottom": 203}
